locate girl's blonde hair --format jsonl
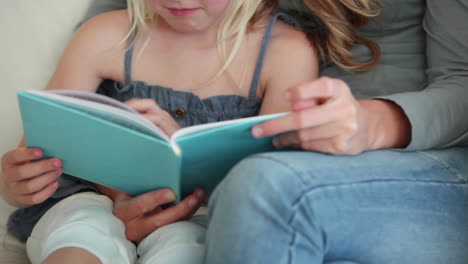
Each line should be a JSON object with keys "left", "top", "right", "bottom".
{"left": 125, "top": 0, "right": 277, "bottom": 79}
{"left": 297, "top": 0, "right": 381, "bottom": 71}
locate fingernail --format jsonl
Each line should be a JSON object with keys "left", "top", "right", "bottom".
{"left": 293, "top": 100, "right": 314, "bottom": 110}
{"left": 52, "top": 159, "right": 62, "bottom": 168}
{"left": 56, "top": 169, "right": 63, "bottom": 177}
{"left": 252, "top": 126, "right": 263, "bottom": 138}
{"left": 33, "top": 150, "right": 42, "bottom": 158}
{"left": 188, "top": 196, "right": 199, "bottom": 208}
{"left": 165, "top": 191, "right": 176, "bottom": 201}
{"left": 195, "top": 189, "right": 205, "bottom": 199}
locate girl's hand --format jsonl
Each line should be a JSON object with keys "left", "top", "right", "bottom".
{"left": 1, "top": 146, "right": 62, "bottom": 208}
{"left": 252, "top": 77, "right": 411, "bottom": 155}
{"left": 98, "top": 185, "right": 205, "bottom": 243}
{"left": 125, "top": 99, "right": 181, "bottom": 137}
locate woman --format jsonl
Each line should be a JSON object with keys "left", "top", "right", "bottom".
{"left": 204, "top": 0, "right": 468, "bottom": 263}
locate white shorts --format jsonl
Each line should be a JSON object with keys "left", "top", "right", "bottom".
{"left": 26, "top": 192, "right": 207, "bottom": 264}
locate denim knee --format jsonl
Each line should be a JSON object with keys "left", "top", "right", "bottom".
{"left": 210, "top": 153, "right": 306, "bottom": 213}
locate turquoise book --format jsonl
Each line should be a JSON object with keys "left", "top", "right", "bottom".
{"left": 17, "top": 90, "right": 286, "bottom": 199}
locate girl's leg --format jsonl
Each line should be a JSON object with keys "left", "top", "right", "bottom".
{"left": 27, "top": 192, "right": 136, "bottom": 264}
{"left": 137, "top": 207, "right": 208, "bottom": 264}
{"left": 205, "top": 147, "right": 468, "bottom": 264}
{"left": 43, "top": 247, "right": 102, "bottom": 264}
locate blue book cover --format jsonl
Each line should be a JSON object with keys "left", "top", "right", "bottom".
{"left": 17, "top": 90, "right": 285, "bottom": 199}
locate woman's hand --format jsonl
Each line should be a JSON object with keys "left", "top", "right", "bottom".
{"left": 252, "top": 77, "right": 411, "bottom": 155}
{"left": 98, "top": 185, "right": 205, "bottom": 243}
{"left": 125, "top": 99, "right": 181, "bottom": 137}
{"left": 1, "top": 143, "right": 62, "bottom": 208}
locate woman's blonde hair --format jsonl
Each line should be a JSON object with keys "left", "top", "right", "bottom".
{"left": 298, "top": 0, "right": 381, "bottom": 71}
{"left": 125, "top": 0, "right": 277, "bottom": 79}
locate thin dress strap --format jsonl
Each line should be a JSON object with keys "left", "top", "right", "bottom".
{"left": 124, "top": 13, "right": 286, "bottom": 91}
{"left": 248, "top": 12, "right": 287, "bottom": 99}
{"left": 124, "top": 30, "right": 137, "bottom": 85}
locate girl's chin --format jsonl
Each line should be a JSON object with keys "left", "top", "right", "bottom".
{"left": 161, "top": 20, "right": 208, "bottom": 34}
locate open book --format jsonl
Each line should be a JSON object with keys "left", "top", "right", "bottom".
{"left": 17, "top": 90, "right": 286, "bottom": 199}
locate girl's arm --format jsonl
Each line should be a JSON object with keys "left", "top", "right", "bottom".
{"left": 259, "top": 22, "right": 319, "bottom": 115}
{"left": 46, "top": 10, "right": 129, "bottom": 92}
{"left": 1, "top": 11, "right": 129, "bottom": 208}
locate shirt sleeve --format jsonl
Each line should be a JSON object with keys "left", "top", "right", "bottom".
{"left": 378, "top": 0, "right": 468, "bottom": 150}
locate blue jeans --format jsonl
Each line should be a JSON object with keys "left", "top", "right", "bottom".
{"left": 204, "top": 147, "right": 468, "bottom": 264}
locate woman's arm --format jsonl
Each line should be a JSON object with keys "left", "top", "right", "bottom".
{"left": 376, "top": 0, "right": 468, "bottom": 150}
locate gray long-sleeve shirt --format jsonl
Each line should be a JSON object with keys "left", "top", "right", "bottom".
{"left": 319, "top": 0, "right": 468, "bottom": 150}
{"left": 84, "top": 0, "right": 468, "bottom": 151}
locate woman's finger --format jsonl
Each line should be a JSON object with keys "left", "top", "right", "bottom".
{"left": 253, "top": 104, "right": 340, "bottom": 138}
{"left": 287, "top": 77, "right": 346, "bottom": 101}
{"left": 300, "top": 137, "right": 359, "bottom": 156}
{"left": 114, "top": 188, "right": 176, "bottom": 222}
{"left": 273, "top": 120, "right": 355, "bottom": 148}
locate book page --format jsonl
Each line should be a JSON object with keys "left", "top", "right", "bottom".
{"left": 27, "top": 90, "right": 170, "bottom": 141}
{"left": 171, "top": 112, "right": 287, "bottom": 141}
{"left": 48, "top": 90, "right": 138, "bottom": 113}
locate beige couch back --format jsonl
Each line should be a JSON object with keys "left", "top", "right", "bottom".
{"left": 1, "top": 2, "right": 94, "bottom": 263}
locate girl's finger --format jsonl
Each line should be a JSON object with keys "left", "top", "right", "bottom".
{"left": 1, "top": 148, "right": 43, "bottom": 168}
{"left": 11, "top": 169, "right": 63, "bottom": 195}
{"left": 184, "top": 188, "right": 206, "bottom": 220}
{"left": 125, "top": 99, "right": 162, "bottom": 114}
{"left": 16, "top": 181, "right": 60, "bottom": 206}
{"left": 143, "top": 113, "right": 181, "bottom": 137}
{"left": 10, "top": 158, "right": 62, "bottom": 182}
{"left": 114, "top": 188, "right": 176, "bottom": 222}
{"left": 140, "top": 193, "right": 202, "bottom": 233}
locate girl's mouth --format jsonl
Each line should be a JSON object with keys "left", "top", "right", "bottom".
{"left": 167, "top": 8, "right": 200, "bottom": 17}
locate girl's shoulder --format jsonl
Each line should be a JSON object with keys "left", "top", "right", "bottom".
{"left": 250, "top": 15, "right": 314, "bottom": 55}
{"left": 76, "top": 9, "right": 130, "bottom": 48}
{"left": 59, "top": 10, "right": 131, "bottom": 84}
{"left": 251, "top": 15, "right": 316, "bottom": 68}
{"left": 269, "top": 18, "right": 313, "bottom": 52}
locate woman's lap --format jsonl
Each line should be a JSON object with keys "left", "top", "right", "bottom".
{"left": 205, "top": 147, "right": 468, "bottom": 264}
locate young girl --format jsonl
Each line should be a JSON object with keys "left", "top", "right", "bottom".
{"left": 1, "top": 0, "right": 379, "bottom": 263}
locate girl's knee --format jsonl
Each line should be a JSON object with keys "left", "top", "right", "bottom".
{"left": 27, "top": 192, "right": 136, "bottom": 264}
{"left": 137, "top": 220, "right": 206, "bottom": 264}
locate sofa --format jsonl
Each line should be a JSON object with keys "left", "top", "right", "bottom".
{"left": 0, "top": 1, "right": 97, "bottom": 263}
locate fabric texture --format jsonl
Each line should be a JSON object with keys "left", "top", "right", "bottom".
{"left": 317, "top": 0, "right": 468, "bottom": 150}
{"left": 205, "top": 147, "right": 468, "bottom": 263}
{"left": 26, "top": 192, "right": 208, "bottom": 264}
